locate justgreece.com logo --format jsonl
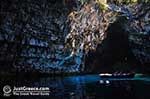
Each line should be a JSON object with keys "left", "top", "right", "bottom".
{"left": 3, "top": 85, "right": 50, "bottom": 96}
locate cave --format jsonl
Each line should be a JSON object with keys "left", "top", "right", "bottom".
{"left": 85, "top": 16, "right": 138, "bottom": 73}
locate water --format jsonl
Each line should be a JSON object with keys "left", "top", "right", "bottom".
{"left": 1, "top": 74, "right": 150, "bottom": 99}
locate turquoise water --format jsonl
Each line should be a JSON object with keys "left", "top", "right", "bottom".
{"left": 39, "top": 75, "right": 150, "bottom": 99}
{"left": 1, "top": 74, "right": 150, "bottom": 99}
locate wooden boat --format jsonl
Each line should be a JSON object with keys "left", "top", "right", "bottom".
{"left": 99, "top": 73, "right": 135, "bottom": 78}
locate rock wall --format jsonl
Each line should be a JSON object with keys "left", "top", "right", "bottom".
{"left": 0, "top": 0, "right": 78, "bottom": 73}
{"left": 0, "top": 0, "right": 149, "bottom": 73}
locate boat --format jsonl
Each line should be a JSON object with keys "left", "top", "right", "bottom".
{"left": 99, "top": 73, "right": 135, "bottom": 78}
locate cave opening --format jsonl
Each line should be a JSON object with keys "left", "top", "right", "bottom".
{"left": 85, "top": 16, "right": 138, "bottom": 73}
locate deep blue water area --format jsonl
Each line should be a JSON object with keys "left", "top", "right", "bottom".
{"left": 1, "top": 74, "right": 150, "bottom": 99}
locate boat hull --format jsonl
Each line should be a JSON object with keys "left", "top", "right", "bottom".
{"left": 99, "top": 74, "right": 135, "bottom": 78}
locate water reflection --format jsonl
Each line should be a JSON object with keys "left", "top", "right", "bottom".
{"left": 1, "top": 75, "right": 150, "bottom": 99}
